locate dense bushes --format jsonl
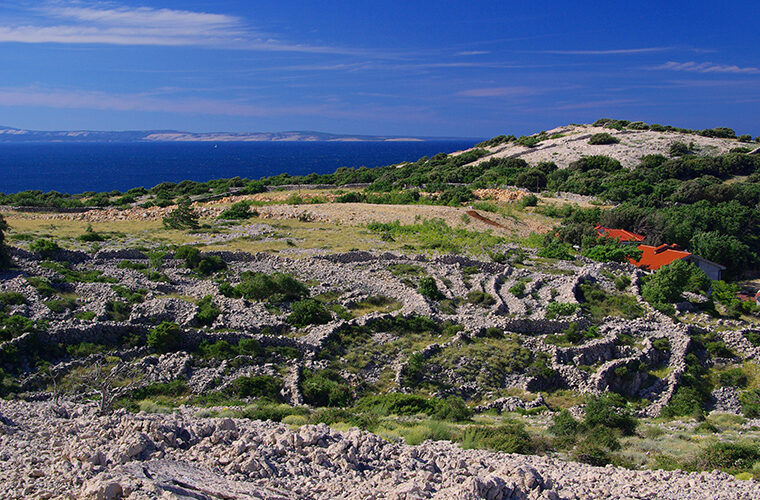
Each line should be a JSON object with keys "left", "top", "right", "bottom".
{"left": 174, "top": 246, "right": 227, "bottom": 276}
{"left": 582, "top": 241, "right": 642, "bottom": 263}
{"left": 548, "top": 394, "right": 637, "bottom": 466}
{"left": 641, "top": 260, "right": 709, "bottom": 305}
{"left": 220, "top": 271, "right": 308, "bottom": 303}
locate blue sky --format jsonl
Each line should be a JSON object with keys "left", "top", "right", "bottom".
{"left": 0, "top": 0, "right": 758, "bottom": 137}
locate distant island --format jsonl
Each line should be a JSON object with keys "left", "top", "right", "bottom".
{"left": 0, "top": 125, "right": 471, "bottom": 143}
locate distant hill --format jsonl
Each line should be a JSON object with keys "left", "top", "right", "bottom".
{"left": 0, "top": 126, "right": 470, "bottom": 143}
{"left": 455, "top": 122, "right": 759, "bottom": 169}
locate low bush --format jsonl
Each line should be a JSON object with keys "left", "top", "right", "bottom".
{"left": 195, "top": 295, "right": 220, "bottom": 326}
{"left": 221, "top": 271, "right": 308, "bottom": 303}
{"left": 147, "top": 321, "right": 182, "bottom": 353}
{"left": 288, "top": 299, "right": 332, "bottom": 327}
{"left": 584, "top": 393, "right": 637, "bottom": 435}
{"left": 466, "top": 290, "right": 495, "bottom": 307}
{"left": 29, "top": 239, "right": 60, "bottom": 258}
{"left": 0, "top": 292, "right": 26, "bottom": 306}
{"left": 418, "top": 276, "right": 443, "bottom": 300}
{"left": 219, "top": 201, "right": 257, "bottom": 219}
{"left": 695, "top": 442, "right": 760, "bottom": 470}
{"left": 301, "top": 369, "right": 352, "bottom": 407}
{"left": 588, "top": 133, "right": 620, "bottom": 145}
{"left": 460, "top": 422, "right": 534, "bottom": 454}
{"left": 225, "top": 375, "right": 283, "bottom": 401}
{"left": 545, "top": 302, "right": 578, "bottom": 319}
{"left": 740, "top": 389, "right": 760, "bottom": 418}
{"left": 719, "top": 367, "right": 748, "bottom": 388}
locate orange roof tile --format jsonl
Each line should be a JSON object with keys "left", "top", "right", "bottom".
{"left": 629, "top": 244, "right": 691, "bottom": 271}
{"left": 595, "top": 225, "right": 645, "bottom": 243}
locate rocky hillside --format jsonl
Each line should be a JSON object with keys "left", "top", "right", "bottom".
{"left": 2, "top": 399, "right": 757, "bottom": 500}
{"left": 459, "top": 123, "right": 759, "bottom": 169}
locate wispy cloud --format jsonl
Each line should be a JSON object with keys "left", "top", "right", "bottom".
{"left": 456, "top": 86, "right": 544, "bottom": 98}
{"left": 534, "top": 47, "right": 669, "bottom": 55}
{"left": 456, "top": 50, "right": 490, "bottom": 56}
{"left": 652, "top": 61, "right": 760, "bottom": 75}
{"left": 0, "top": 1, "right": 361, "bottom": 54}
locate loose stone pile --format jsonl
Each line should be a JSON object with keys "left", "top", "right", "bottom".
{"left": 1, "top": 400, "right": 757, "bottom": 500}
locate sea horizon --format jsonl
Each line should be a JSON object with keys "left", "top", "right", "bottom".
{"left": 0, "top": 139, "right": 478, "bottom": 194}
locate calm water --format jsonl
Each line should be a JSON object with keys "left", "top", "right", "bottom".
{"left": 0, "top": 140, "right": 477, "bottom": 194}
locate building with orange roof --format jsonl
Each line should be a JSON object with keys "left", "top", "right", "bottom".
{"left": 595, "top": 225, "right": 645, "bottom": 244}
{"left": 629, "top": 243, "right": 725, "bottom": 280}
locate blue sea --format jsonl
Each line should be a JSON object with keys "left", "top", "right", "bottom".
{"left": 0, "top": 140, "right": 478, "bottom": 194}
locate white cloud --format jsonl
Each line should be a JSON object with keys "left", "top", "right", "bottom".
{"left": 653, "top": 61, "right": 760, "bottom": 75}
{"left": 456, "top": 50, "right": 490, "bottom": 56}
{"left": 456, "top": 86, "right": 544, "bottom": 97}
{"left": 535, "top": 47, "right": 669, "bottom": 55}
{"left": 0, "top": 1, "right": 359, "bottom": 53}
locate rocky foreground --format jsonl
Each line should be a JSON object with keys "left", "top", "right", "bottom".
{"left": 1, "top": 400, "right": 757, "bottom": 500}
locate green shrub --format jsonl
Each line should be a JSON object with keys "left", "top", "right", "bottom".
{"left": 418, "top": 276, "right": 443, "bottom": 300}
{"left": 78, "top": 225, "right": 104, "bottom": 242}
{"left": 719, "top": 367, "right": 748, "bottom": 388}
{"left": 225, "top": 375, "right": 283, "bottom": 401}
{"left": 74, "top": 310, "right": 96, "bottom": 321}
{"left": 198, "top": 340, "right": 237, "bottom": 359}
{"left": 433, "top": 396, "right": 473, "bottom": 422}
{"left": 29, "top": 239, "right": 60, "bottom": 258}
{"left": 65, "top": 342, "right": 108, "bottom": 358}
{"left": 105, "top": 300, "right": 131, "bottom": 321}
{"left": 549, "top": 409, "right": 582, "bottom": 437}
{"left": 219, "top": 201, "right": 257, "bottom": 219}
{"left": 520, "top": 194, "right": 539, "bottom": 208}
{"left": 588, "top": 133, "right": 620, "bottom": 145}
{"left": 460, "top": 422, "right": 534, "bottom": 454}
{"left": 613, "top": 274, "right": 631, "bottom": 290}
{"left": 355, "top": 393, "right": 435, "bottom": 416}
{"left": 669, "top": 142, "right": 691, "bottom": 157}
{"left": 44, "top": 298, "right": 77, "bottom": 313}
{"left": 195, "top": 295, "right": 220, "bottom": 326}
{"left": 663, "top": 385, "right": 708, "bottom": 418}
{"left": 652, "top": 337, "right": 671, "bottom": 351}
{"left": 583, "top": 241, "right": 642, "bottom": 263}
{"left": 130, "top": 379, "right": 188, "bottom": 400}
{"left": 509, "top": 282, "right": 526, "bottom": 298}
{"left": 117, "top": 260, "right": 148, "bottom": 270}
{"left": 111, "top": 285, "right": 147, "bottom": 304}
{"left": 162, "top": 198, "right": 199, "bottom": 230}
{"left": 224, "top": 271, "right": 308, "bottom": 303}
{"left": 740, "top": 389, "right": 760, "bottom": 417}
{"left": 288, "top": 299, "right": 332, "bottom": 327}
{"left": 584, "top": 394, "right": 637, "bottom": 435}
{"left": 301, "top": 369, "right": 352, "bottom": 407}
{"left": 545, "top": 302, "right": 578, "bottom": 319}
{"left": 538, "top": 238, "right": 573, "bottom": 260}
{"left": 695, "top": 442, "right": 760, "bottom": 470}
{"left": 641, "top": 260, "right": 710, "bottom": 304}
{"left": 0, "top": 292, "right": 26, "bottom": 306}
{"left": 466, "top": 290, "right": 495, "bottom": 307}
{"left": 147, "top": 321, "right": 182, "bottom": 353}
